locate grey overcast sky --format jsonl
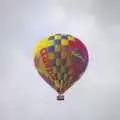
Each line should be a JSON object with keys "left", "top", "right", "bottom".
{"left": 0, "top": 0, "right": 120, "bottom": 120}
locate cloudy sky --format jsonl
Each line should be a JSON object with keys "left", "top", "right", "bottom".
{"left": 0, "top": 0, "right": 120, "bottom": 120}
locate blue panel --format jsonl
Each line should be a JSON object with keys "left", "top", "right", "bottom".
{"left": 48, "top": 46, "right": 54, "bottom": 52}
{"left": 61, "top": 35, "right": 68, "bottom": 39}
{"left": 56, "top": 52, "right": 61, "bottom": 59}
{"left": 55, "top": 39, "right": 61, "bottom": 45}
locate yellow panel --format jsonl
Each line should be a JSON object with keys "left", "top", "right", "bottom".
{"left": 68, "top": 36, "right": 75, "bottom": 41}
{"left": 56, "top": 59, "right": 61, "bottom": 66}
{"left": 33, "top": 38, "right": 48, "bottom": 57}
{"left": 55, "top": 45, "right": 61, "bottom": 52}
{"left": 61, "top": 39, "right": 68, "bottom": 45}
{"left": 61, "top": 52, "right": 67, "bottom": 58}
{"left": 55, "top": 35, "right": 61, "bottom": 39}
{"left": 48, "top": 53, "right": 55, "bottom": 60}
{"left": 47, "top": 40, "right": 54, "bottom": 46}
{"left": 54, "top": 80, "right": 60, "bottom": 88}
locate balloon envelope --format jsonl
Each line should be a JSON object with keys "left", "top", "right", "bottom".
{"left": 33, "top": 33, "right": 88, "bottom": 97}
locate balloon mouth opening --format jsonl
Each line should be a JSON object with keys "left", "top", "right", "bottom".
{"left": 57, "top": 94, "right": 64, "bottom": 101}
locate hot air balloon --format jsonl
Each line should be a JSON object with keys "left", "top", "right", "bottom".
{"left": 33, "top": 33, "right": 89, "bottom": 100}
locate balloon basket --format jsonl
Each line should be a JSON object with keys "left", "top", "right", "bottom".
{"left": 57, "top": 94, "right": 64, "bottom": 101}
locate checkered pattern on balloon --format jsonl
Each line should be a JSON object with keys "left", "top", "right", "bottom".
{"left": 34, "top": 34, "right": 88, "bottom": 94}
